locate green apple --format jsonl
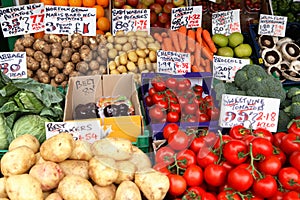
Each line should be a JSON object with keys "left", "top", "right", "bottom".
{"left": 217, "top": 47, "right": 234, "bottom": 57}
{"left": 228, "top": 32, "right": 244, "bottom": 48}
{"left": 212, "top": 34, "right": 228, "bottom": 47}
{"left": 234, "top": 44, "right": 253, "bottom": 58}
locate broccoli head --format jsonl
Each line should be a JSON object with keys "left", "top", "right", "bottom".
{"left": 244, "top": 75, "right": 286, "bottom": 103}
{"left": 287, "top": 87, "right": 300, "bottom": 99}
{"left": 277, "top": 109, "right": 292, "bottom": 132}
{"left": 292, "top": 95, "right": 300, "bottom": 103}
{"left": 284, "top": 102, "right": 300, "bottom": 119}
{"left": 234, "top": 64, "right": 269, "bottom": 89}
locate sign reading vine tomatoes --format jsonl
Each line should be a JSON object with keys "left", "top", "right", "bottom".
{"left": 153, "top": 123, "right": 300, "bottom": 199}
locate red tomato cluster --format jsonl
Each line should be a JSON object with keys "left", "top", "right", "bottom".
{"left": 153, "top": 121, "right": 300, "bottom": 200}
{"left": 144, "top": 76, "right": 220, "bottom": 124}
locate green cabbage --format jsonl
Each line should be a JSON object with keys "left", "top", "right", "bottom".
{"left": 0, "top": 114, "right": 11, "bottom": 149}
{"left": 12, "top": 115, "right": 51, "bottom": 144}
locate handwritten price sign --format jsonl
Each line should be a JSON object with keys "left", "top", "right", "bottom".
{"left": 219, "top": 94, "right": 280, "bottom": 132}
{"left": 0, "top": 3, "right": 44, "bottom": 37}
{"left": 258, "top": 14, "right": 287, "bottom": 37}
{"left": 171, "top": 6, "right": 202, "bottom": 30}
{"left": 45, "top": 119, "right": 104, "bottom": 143}
{"left": 213, "top": 56, "right": 250, "bottom": 82}
{"left": 0, "top": 52, "right": 27, "bottom": 79}
{"left": 111, "top": 9, "right": 150, "bottom": 35}
{"left": 44, "top": 6, "right": 96, "bottom": 36}
{"left": 156, "top": 50, "right": 190, "bottom": 75}
{"left": 212, "top": 9, "right": 240, "bottom": 36}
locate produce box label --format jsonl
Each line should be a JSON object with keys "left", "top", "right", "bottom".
{"left": 0, "top": 3, "right": 44, "bottom": 37}
{"left": 258, "top": 14, "right": 287, "bottom": 37}
{"left": 44, "top": 5, "right": 96, "bottom": 36}
{"left": 45, "top": 119, "right": 105, "bottom": 143}
{"left": 0, "top": 52, "right": 27, "bottom": 79}
{"left": 156, "top": 50, "right": 191, "bottom": 75}
{"left": 213, "top": 55, "right": 250, "bottom": 82}
{"left": 212, "top": 9, "right": 241, "bottom": 36}
{"left": 219, "top": 94, "right": 280, "bottom": 132}
{"left": 171, "top": 6, "right": 202, "bottom": 30}
{"left": 111, "top": 9, "right": 150, "bottom": 35}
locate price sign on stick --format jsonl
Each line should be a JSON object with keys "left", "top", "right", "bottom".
{"left": 0, "top": 3, "right": 44, "bottom": 37}
{"left": 111, "top": 9, "right": 150, "bottom": 35}
{"left": 0, "top": 52, "right": 27, "bottom": 79}
{"left": 258, "top": 14, "right": 287, "bottom": 37}
{"left": 171, "top": 6, "right": 202, "bottom": 30}
{"left": 156, "top": 50, "right": 191, "bottom": 75}
{"left": 212, "top": 9, "right": 241, "bottom": 36}
{"left": 219, "top": 94, "right": 280, "bottom": 132}
{"left": 213, "top": 55, "right": 250, "bottom": 81}
{"left": 45, "top": 119, "right": 103, "bottom": 143}
{"left": 44, "top": 6, "right": 96, "bottom": 36}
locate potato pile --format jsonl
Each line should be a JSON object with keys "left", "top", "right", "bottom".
{"left": 106, "top": 30, "right": 160, "bottom": 83}
{"left": 0, "top": 133, "right": 169, "bottom": 200}
{"left": 14, "top": 33, "right": 109, "bottom": 88}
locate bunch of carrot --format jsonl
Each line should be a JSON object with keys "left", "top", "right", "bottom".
{"left": 153, "top": 26, "right": 217, "bottom": 73}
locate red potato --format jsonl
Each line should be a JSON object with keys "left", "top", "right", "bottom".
{"left": 29, "top": 161, "right": 65, "bottom": 191}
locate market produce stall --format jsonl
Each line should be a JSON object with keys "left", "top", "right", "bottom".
{"left": 0, "top": 0, "right": 300, "bottom": 199}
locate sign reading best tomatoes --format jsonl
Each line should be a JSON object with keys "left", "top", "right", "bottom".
{"left": 219, "top": 94, "right": 280, "bottom": 132}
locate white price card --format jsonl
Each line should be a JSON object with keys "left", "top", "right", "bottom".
{"left": 171, "top": 6, "right": 202, "bottom": 30}
{"left": 212, "top": 9, "right": 241, "bottom": 36}
{"left": 258, "top": 14, "right": 287, "bottom": 37}
{"left": 0, "top": 3, "right": 44, "bottom": 37}
{"left": 156, "top": 50, "right": 191, "bottom": 75}
{"left": 44, "top": 5, "right": 96, "bottom": 36}
{"left": 0, "top": 52, "right": 27, "bottom": 79}
{"left": 219, "top": 94, "right": 280, "bottom": 132}
{"left": 45, "top": 119, "right": 105, "bottom": 143}
{"left": 213, "top": 55, "right": 250, "bottom": 82}
{"left": 111, "top": 9, "right": 150, "bottom": 35}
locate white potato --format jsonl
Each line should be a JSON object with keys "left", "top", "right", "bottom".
{"left": 114, "top": 181, "right": 141, "bottom": 200}
{"left": 1, "top": 146, "right": 36, "bottom": 176}
{"left": 6, "top": 174, "right": 43, "bottom": 200}
{"left": 40, "top": 133, "right": 75, "bottom": 162}
{"left": 91, "top": 137, "right": 133, "bottom": 161}
{"left": 45, "top": 192, "right": 63, "bottom": 200}
{"left": 59, "top": 160, "right": 89, "bottom": 179}
{"left": 29, "top": 161, "right": 65, "bottom": 191}
{"left": 128, "top": 146, "right": 152, "bottom": 171}
{"left": 88, "top": 156, "right": 118, "bottom": 186}
{"left": 57, "top": 175, "right": 97, "bottom": 200}
{"left": 115, "top": 160, "right": 137, "bottom": 184}
{"left": 8, "top": 134, "right": 40, "bottom": 153}
{"left": 0, "top": 178, "right": 7, "bottom": 198}
{"left": 93, "top": 184, "right": 116, "bottom": 200}
{"left": 135, "top": 169, "right": 170, "bottom": 200}
{"left": 35, "top": 152, "right": 47, "bottom": 165}
{"left": 69, "top": 140, "right": 93, "bottom": 161}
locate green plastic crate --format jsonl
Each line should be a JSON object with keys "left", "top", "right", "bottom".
{"left": 0, "top": 149, "right": 8, "bottom": 159}
{"left": 132, "top": 129, "right": 151, "bottom": 153}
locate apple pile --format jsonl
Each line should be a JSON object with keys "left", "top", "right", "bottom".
{"left": 114, "top": 0, "right": 186, "bottom": 28}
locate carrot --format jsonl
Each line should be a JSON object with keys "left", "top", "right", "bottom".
{"left": 196, "top": 27, "right": 203, "bottom": 45}
{"left": 205, "top": 59, "right": 212, "bottom": 73}
{"left": 194, "top": 43, "right": 201, "bottom": 68}
{"left": 161, "top": 31, "right": 168, "bottom": 38}
{"left": 200, "top": 56, "right": 206, "bottom": 67}
{"left": 192, "top": 65, "right": 200, "bottom": 72}
{"left": 177, "top": 26, "right": 187, "bottom": 52}
{"left": 190, "top": 54, "right": 195, "bottom": 66}
{"left": 153, "top": 32, "right": 163, "bottom": 43}
{"left": 163, "top": 37, "right": 174, "bottom": 51}
{"left": 202, "top": 29, "right": 217, "bottom": 53}
{"left": 202, "top": 46, "right": 214, "bottom": 61}
{"left": 187, "top": 29, "right": 196, "bottom": 53}
{"left": 169, "top": 30, "right": 180, "bottom": 52}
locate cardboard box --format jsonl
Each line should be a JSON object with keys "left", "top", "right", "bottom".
{"left": 64, "top": 74, "right": 143, "bottom": 142}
